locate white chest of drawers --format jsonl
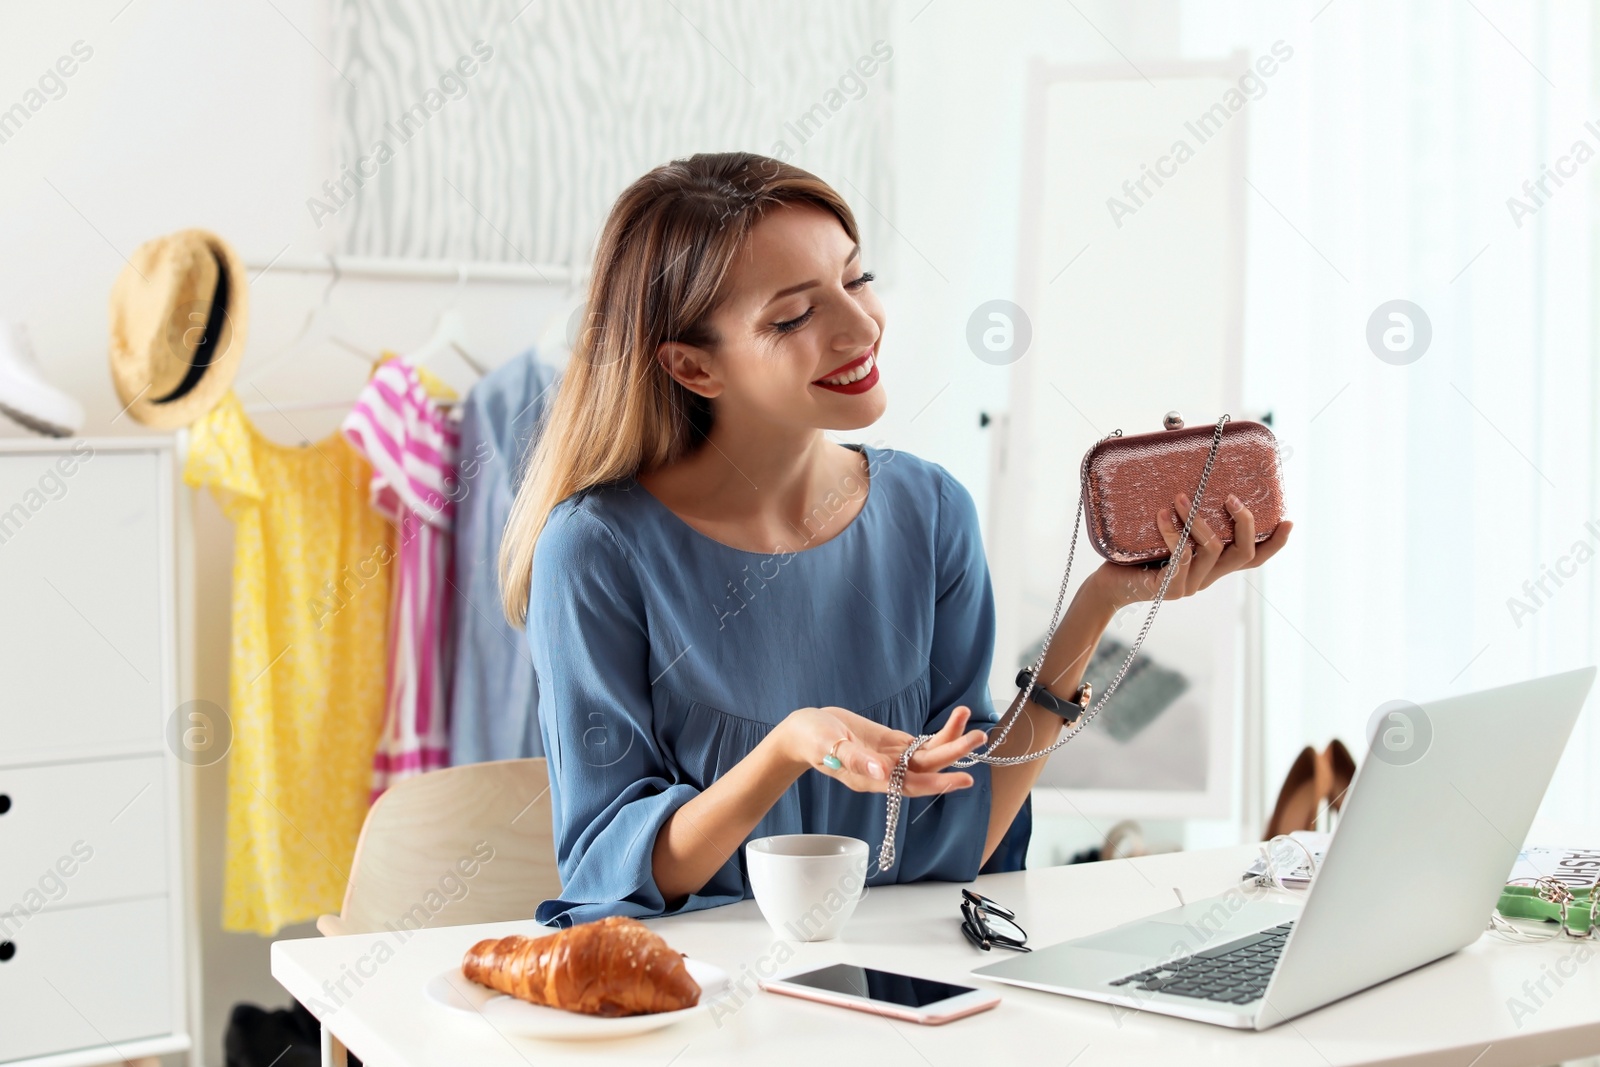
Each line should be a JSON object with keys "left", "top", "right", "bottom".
{"left": 0, "top": 439, "right": 193, "bottom": 1066}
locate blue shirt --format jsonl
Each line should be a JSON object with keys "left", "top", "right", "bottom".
{"left": 527, "top": 444, "right": 1030, "bottom": 925}
{"left": 448, "top": 350, "right": 560, "bottom": 764}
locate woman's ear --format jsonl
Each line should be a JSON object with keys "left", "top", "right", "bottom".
{"left": 656, "top": 342, "right": 723, "bottom": 399}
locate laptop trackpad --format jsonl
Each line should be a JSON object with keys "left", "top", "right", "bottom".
{"left": 1072, "top": 921, "right": 1195, "bottom": 957}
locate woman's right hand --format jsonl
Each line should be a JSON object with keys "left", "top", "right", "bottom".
{"left": 778, "top": 704, "right": 988, "bottom": 797}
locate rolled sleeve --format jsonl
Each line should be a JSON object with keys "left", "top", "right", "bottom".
{"left": 528, "top": 502, "right": 744, "bottom": 924}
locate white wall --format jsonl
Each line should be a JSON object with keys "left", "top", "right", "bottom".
{"left": 876, "top": 0, "right": 1181, "bottom": 506}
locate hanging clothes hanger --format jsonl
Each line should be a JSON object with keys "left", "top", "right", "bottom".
{"left": 403, "top": 264, "right": 488, "bottom": 379}
{"left": 238, "top": 254, "right": 380, "bottom": 400}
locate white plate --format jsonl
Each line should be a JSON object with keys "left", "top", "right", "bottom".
{"left": 425, "top": 957, "right": 729, "bottom": 1040}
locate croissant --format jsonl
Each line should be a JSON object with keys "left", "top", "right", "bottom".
{"left": 462, "top": 916, "right": 702, "bottom": 1017}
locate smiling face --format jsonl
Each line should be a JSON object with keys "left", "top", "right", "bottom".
{"left": 656, "top": 202, "right": 886, "bottom": 434}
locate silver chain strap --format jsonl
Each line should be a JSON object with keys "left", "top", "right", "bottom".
{"left": 876, "top": 414, "right": 1232, "bottom": 874}
{"left": 875, "top": 736, "right": 928, "bottom": 871}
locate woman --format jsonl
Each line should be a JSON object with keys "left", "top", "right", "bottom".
{"left": 500, "top": 153, "right": 1291, "bottom": 926}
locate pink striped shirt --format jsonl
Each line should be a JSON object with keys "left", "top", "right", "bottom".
{"left": 342, "top": 359, "right": 459, "bottom": 801}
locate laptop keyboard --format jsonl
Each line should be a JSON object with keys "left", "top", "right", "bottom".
{"left": 1107, "top": 921, "right": 1295, "bottom": 1005}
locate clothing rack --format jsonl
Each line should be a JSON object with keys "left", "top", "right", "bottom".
{"left": 243, "top": 396, "right": 385, "bottom": 415}
{"left": 235, "top": 252, "right": 576, "bottom": 416}
{"left": 242, "top": 253, "right": 583, "bottom": 286}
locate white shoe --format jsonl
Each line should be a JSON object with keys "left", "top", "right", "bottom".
{"left": 0, "top": 321, "right": 83, "bottom": 437}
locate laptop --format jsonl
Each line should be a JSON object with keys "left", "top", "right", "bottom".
{"left": 973, "top": 666, "right": 1596, "bottom": 1030}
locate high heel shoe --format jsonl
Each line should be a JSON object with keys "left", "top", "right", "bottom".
{"left": 1323, "top": 739, "right": 1356, "bottom": 820}
{"left": 1263, "top": 746, "right": 1318, "bottom": 840}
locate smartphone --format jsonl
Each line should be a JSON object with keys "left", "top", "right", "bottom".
{"left": 760, "top": 963, "right": 1001, "bottom": 1024}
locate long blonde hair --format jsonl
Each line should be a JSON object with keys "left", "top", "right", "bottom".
{"left": 499, "top": 152, "right": 861, "bottom": 627}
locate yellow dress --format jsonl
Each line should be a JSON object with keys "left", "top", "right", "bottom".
{"left": 185, "top": 391, "right": 393, "bottom": 934}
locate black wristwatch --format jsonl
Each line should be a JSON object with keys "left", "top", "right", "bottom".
{"left": 1015, "top": 669, "right": 1092, "bottom": 724}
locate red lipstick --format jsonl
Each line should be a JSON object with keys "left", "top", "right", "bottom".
{"left": 812, "top": 347, "right": 879, "bottom": 395}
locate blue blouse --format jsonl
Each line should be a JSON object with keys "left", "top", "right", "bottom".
{"left": 527, "top": 444, "right": 1031, "bottom": 925}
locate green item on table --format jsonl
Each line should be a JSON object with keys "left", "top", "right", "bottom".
{"left": 1497, "top": 882, "right": 1597, "bottom": 936}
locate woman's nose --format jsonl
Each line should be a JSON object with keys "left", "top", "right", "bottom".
{"left": 830, "top": 297, "right": 880, "bottom": 350}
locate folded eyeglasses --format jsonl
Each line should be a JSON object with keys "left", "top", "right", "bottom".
{"left": 960, "top": 889, "right": 1031, "bottom": 952}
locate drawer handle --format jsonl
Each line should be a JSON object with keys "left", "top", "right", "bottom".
{"left": 0, "top": 942, "right": 13, "bottom": 962}
{"left": 0, "top": 794, "right": 10, "bottom": 815}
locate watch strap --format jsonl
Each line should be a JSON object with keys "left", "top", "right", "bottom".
{"left": 1016, "top": 669, "right": 1089, "bottom": 724}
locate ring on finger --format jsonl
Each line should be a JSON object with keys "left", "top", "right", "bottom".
{"left": 822, "top": 737, "right": 848, "bottom": 770}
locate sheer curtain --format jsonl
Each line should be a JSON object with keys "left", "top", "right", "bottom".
{"left": 1182, "top": 1, "right": 1600, "bottom": 827}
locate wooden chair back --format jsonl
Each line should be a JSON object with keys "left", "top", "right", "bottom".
{"left": 316, "top": 758, "right": 560, "bottom": 937}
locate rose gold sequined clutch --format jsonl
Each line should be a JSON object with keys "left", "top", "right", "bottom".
{"left": 1081, "top": 414, "right": 1285, "bottom": 565}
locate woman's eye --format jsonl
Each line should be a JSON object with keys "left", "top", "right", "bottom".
{"left": 770, "top": 273, "right": 873, "bottom": 335}
{"left": 772, "top": 308, "right": 814, "bottom": 334}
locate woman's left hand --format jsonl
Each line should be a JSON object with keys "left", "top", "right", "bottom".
{"left": 1087, "top": 493, "right": 1293, "bottom": 611}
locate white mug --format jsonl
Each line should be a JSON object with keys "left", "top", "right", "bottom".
{"left": 745, "top": 834, "right": 870, "bottom": 942}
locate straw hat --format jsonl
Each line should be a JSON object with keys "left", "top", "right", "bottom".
{"left": 108, "top": 228, "right": 249, "bottom": 428}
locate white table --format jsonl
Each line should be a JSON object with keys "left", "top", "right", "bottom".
{"left": 272, "top": 845, "right": 1600, "bottom": 1066}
